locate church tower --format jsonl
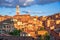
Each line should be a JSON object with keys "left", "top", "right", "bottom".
{"left": 16, "top": 5, "right": 20, "bottom": 15}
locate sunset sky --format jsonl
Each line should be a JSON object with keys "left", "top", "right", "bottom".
{"left": 0, "top": 0, "right": 60, "bottom": 16}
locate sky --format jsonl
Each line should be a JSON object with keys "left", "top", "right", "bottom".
{"left": 0, "top": 0, "right": 60, "bottom": 16}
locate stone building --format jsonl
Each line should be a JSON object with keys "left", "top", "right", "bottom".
{"left": 0, "top": 17, "right": 15, "bottom": 34}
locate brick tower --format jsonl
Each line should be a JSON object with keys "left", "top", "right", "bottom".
{"left": 16, "top": 5, "right": 20, "bottom": 15}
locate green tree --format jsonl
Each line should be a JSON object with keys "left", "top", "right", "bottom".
{"left": 40, "top": 27, "right": 45, "bottom": 30}
{"left": 9, "top": 29, "right": 22, "bottom": 36}
{"left": 45, "top": 33, "right": 50, "bottom": 40}
{"left": 39, "top": 35, "right": 44, "bottom": 40}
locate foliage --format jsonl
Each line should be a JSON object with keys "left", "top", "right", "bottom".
{"left": 45, "top": 32, "right": 50, "bottom": 40}
{"left": 40, "top": 27, "right": 45, "bottom": 30}
{"left": 39, "top": 32, "right": 50, "bottom": 40}
{"left": 37, "top": 35, "right": 42, "bottom": 40}
{"left": 45, "top": 35, "right": 50, "bottom": 40}
{"left": 9, "top": 29, "right": 22, "bottom": 36}
{"left": 38, "top": 35, "right": 42, "bottom": 40}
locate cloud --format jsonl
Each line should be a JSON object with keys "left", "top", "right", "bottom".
{"left": 22, "top": 10, "right": 43, "bottom": 14}
{"left": 36, "top": 0, "right": 60, "bottom": 4}
{"left": 26, "top": 0, "right": 34, "bottom": 2}
{"left": 0, "top": 0, "right": 60, "bottom": 7}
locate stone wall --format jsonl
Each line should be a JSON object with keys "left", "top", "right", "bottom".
{"left": 0, "top": 36, "right": 34, "bottom": 40}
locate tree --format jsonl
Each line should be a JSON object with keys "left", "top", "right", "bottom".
{"left": 38, "top": 35, "right": 44, "bottom": 40}
{"left": 40, "top": 27, "right": 45, "bottom": 30}
{"left": 45, "top": 32, "right": 50, "bottom": 40}
{"left": 9, "top": 29, "right": 22, "bottom": 36}
{"left": 37, "top": 35, "right": 42, "bottom": 40}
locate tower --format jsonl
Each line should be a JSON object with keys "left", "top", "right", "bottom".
{"left": 16, "top": 5, "right": 20, "bottom": 15}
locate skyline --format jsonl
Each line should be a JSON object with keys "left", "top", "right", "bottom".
{"left": 0, "top": 0, "right": 60, "bottom": 16}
